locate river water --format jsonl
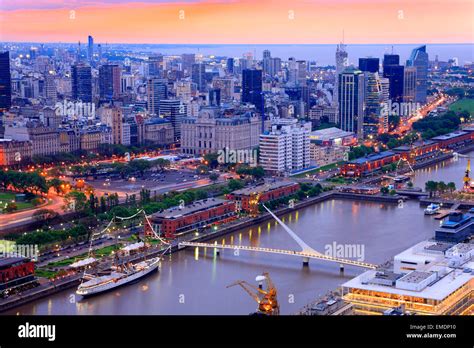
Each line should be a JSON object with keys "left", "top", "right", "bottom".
{"left": 6, "top": 153, "right": 470, "bottom": 315}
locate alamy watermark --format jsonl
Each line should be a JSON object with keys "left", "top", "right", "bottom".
{"left": 0, "top": 241, "right": 39, "bottom": 261}
{"left": 324, "top": 242, "right": 365, "bottom": 261}
{"left": 381, "top": 101, "right": 421, "bottom": 117}
{"left": 55, "top": 100, "right": 95, "bottom": 118}
{"left": 217, "top": 147, "right": 258, "bottom": 167}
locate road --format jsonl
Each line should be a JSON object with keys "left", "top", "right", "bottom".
{"left": 0, "top": 194, "right": 64, "bottom": 232}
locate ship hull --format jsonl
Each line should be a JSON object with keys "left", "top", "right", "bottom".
{"left": 76, "top": 258, "right": 159, "bottom": 297}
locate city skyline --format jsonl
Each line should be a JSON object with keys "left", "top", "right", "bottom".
{"left": 0, "top": 0, "right": 473, "bottom": 44}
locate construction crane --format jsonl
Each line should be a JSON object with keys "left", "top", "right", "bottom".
{"left": 454, "top": 153, "right": 474, "bottom": 192}
{"left": 248, "top": 192, "right": 261, "bottom": 217}
{"left": 227, "top": 272, "right": 279, "bottom": 315}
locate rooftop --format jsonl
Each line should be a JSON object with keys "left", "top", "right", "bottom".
{"left": 431, "top": 130, "right": 468, "bottom": 141}
{"left": 397, "top": 271, "right": 434, "bottom": 284}
{"left": 349, "top": 151, "right": 396, "bottom": 165}
{"left": 151, "top": 198, "right": 230, "bottom": 220}
{"left": 231, "top": 181, "right": 298, "bottom": 196}
{"left": 309, "top": 127, "right": 354, "bottom": 141}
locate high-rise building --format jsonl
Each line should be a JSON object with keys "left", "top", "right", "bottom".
{"left": 159, "top": 99, "right": 186, "bottom": 141}
{"left": 99, "top": 64, "right": 121, "bottom": 101}
{"left": 212, "top": 77, "right": 234, "bottom": 102}
{"left": 148, "top": 54, "right": 164, "bottom": 77}
{"left": 191, "top": 63, "right": 206, "bottom": 91}
{"left": 181, "top": 54, "right": 195, "bottom": 75}
{"left": 242, "top": 69, "right": 263, "bottom": 111}
{"left": 87, "top": 35, "right": 94, "bottom": 62}
{"left": 383, "top": 54, "right": 400, "bottom": 68}
{"left": 359, "top": 57, "right": 379, "bottom": 73}
{"left": 383, "top": 60, "right": 404, "bottom": 103}
{"left": 259, "top": 118, "right": 311, "bottom": 174}
{"left": 0, "top": 51, "right": 12, "bottom": 110}
{"left": 226, "top": 58, "right": 234, "bottom": 74}
{"left": 338, "top": 67, "right": 365, "bottom": 138}
{"left": 407, "top": 45, "right": 429, "bottom": 104}
{"left": 44, "top": 73, "right": 57, "bottom": 105}
{"left": 334, "top": 43, "right": 348, "bottom": 116}
{"left": 364, "top": 72, "right": 384, "bottom": 131}
{"left": 147, "top": 78, "right": 168, "bottom": 116}
{"left": 99, "top": 106, "right": 123, "bottom": 145}
{"left": 403, "top": 66, "right": 417, "bottom": 103}
{"left": 71, "top": 63, "right": 92, "bottom": 103}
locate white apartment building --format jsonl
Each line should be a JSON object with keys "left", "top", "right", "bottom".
{"left": 259, "top": 118, "right": 311, "bottom": 174}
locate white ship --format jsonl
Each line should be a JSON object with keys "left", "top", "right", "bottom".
{"left": 76, "top": 256, "right": 160, "bottom": 297}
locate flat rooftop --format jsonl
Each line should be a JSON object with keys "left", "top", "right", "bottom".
{"left": 393, "top": 140, "right": 437, "bottom": 152}
{"left": 0, "top": 256, "right": 28, "bottom": 269}
{"left": 398, "top": 271, "right": 434, "bottom": 284}
{"left": 151, "top": 198, "right": 230, "bottom": 219}
{"left": 431, "top": 130, "right": 468, "bottom": 141}
{"left": 349, "top": 151, "right": 396, "bottom": 165}
{"left": 309, "top": 127, "right": 354, "bottom": 141}
{"left": 231, "top": 181, "right": 298, "bottom": 196}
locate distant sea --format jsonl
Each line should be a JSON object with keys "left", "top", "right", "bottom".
{"left": 130, "top": 43, "right": 474, "bottom": 65}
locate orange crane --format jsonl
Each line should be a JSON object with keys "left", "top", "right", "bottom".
{"left": 227, "top": 272, "right": 279, "bottom": 315}
{"left": 464, "top": 159, "right": 471, "bottom": 191}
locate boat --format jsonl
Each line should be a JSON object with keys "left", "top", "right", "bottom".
{"left": 424, "top": 203, "right": 441, "bottom": 215}
{"left": 76, "top": 256, "right": 160, "bottom": 297}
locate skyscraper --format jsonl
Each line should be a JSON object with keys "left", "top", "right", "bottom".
{"left": 242, "top": 69, "right": 263, "bottom": 111}
{"left": 181, "top": 54, "right": 195, "bottom": 75}
{"left": 99, "top": 64, "right": 121, "bottom": 101}
{"left": 359, "top": 57, "right": 379, "bottom": 73}
{"left": 0, "top": 51, "right": 12, "bottom": 110}
{"left": 338, "top": 67, "right": 365, "bottom": 138}
{"left": 148, "top": 54, "right": 164, "bottom": 77}
{"left": 72, "top": 63, "right": 92, "bottom": 103}
{"left": 403, "top": 66, "right": 417, "bottom": 103}
{"left": 383, "top": 54, "right": 404, "bottom": 103}
{"left": 191, "top": 63, "right": 206, "bottom": 91}
{"left": 87, "top": 35, "right": 94, "bottom": 62}
{"left": 147, "top": 78, "right": 168, "bottom": 116}
{"left": 159, "top": 99, "right": 186, "bottom": 141}
{"left": 226, "top": 58, "right": 234, "bottom": 74}
{"left": 334, "top": 43, "right": 348, "bottom": 114}
{"left": 407, "top": 45, "right": 429, "bottom": 104}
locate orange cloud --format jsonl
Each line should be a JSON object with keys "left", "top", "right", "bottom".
{"left": 0, "top": 0, "right": 472, "bottom": 44}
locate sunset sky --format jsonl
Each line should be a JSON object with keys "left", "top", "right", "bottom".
{"left": 0, "top": 0, "right": 472, "bottom": 44}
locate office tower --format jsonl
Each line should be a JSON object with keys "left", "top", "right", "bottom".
{"left": 263, "top": 50, "right": 272, "bottom": 75}
{"left": 404, "top": 67, "right": 417, "bottom": 103}
{"left": 242, "top": 69, "right": 263, "bottom": 112}
{"left": 147, "top": 78, "right": 168, "bottom": 116}
{"left": 99, "top": 64, "right": 121, "bottom": 101}
{"left": 259, "top": 119, "right": 311, "bottom": 174}
{"left": 87, "top": 35, "right": 94, "bottom": 62}
{"left": 44, "top": 73, "right": 57, "bottom": 104}
{"left": 148, "top": 54, "right": 163, "bottom": 77}
{"left": 226, "top": 58, "right": 234, "bottom": 74}
{"left": 97, "top": 44, "right": 102, "bottom": 61}
{"left": 0, "top": 51, "right": 12, "bottom": 110}
{"left": 364, "top": 72, "right": 383, "bottom": 118}
{"left": 383, "top": 64, "right": 404, "bottom": 103}
{"left": 191, "top": 63, "right": 206, "bottom": 91}
{"left": 407, "top": 45, "right": 429, "bottom": 103}
{"left": 359, "top": 57, "right": 379, "bottom": 73}
{"left": 338, "top": 67, "right": 365, "bottom": 138}
{"left": 159, "top": 99, "right": 186, "bottom": 141}
{"left": 269, "top": 57, "right": 282, "bottom": 77}
{"left": 72, "top": 63, "right": 92, "bottom": 103}
{"left": 181, "top": 53, "right": 195, "bottom": 75}
{"left": 383, "top": 54, "right": 400, "bottom": 68}
{"left": 379, "top": 77, "right": 390, "bottom": 133}
{"left": 334, "top": 43, "right": 348, "bottom": 113}
{"left": 296, "top": 60, "right": 307, "bottom": 85}
{"left": 208, "top": 88, "right": 221, "bottom": 107}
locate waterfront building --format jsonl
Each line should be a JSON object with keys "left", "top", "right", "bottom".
{"left": 0, "top": 139, "right": 32, "bottom": 166}
{"left": 259, "top": 118, "right": 311, "bottom": 174}
{"left": 0, "top": 256, "right": 36, "bottom": 296}
{"left": 435, "top": 212, "right": 474, "bottom": 243}
{"left": 406, "top": 45, "right": 429, "bottom": 104}
{"left": 343, "top": 240, "right": 474, "bottom": 315}
{"left": 0, "top": 51, "right": 12, "bottom": 111}
{"left": 227, "top": 181, "right": 300, "bottom": 212}
{"left": 337, "top": 67, "right": 365, "bottom": 138}
{"left": 431, "top": 130, "right": 473, "bottom": 150}
{"left": 340, "top": 151, "right": 400, "bottom": 177}
{"left": 392, "top": 140, "right": 439, "bottom": 162}
{"left": 150, "top": 198, "right": 236, "bottom": 239}
{"left": 71, "top": 63, "right": 92, "bottom": 103}
{"left": 180, "top": 107, "right": 260, "bottom": 155}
